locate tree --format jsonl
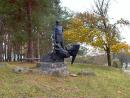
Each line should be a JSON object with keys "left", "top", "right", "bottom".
{"left": 64, "top": 0, "right": 129, "bottom": 66}
{"left": 0, "top": 0, "right": 63, "bottom": 61}
{"left": 89, "top": 0, "right": 129, "bottom": 66}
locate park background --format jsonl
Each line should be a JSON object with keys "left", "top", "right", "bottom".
{"left": 0, "top": 0, "right": 130, "bottom": 97}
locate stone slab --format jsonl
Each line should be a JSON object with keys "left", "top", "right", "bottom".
{"left": 37, "top": 62, "right": 69, "bottom": 76}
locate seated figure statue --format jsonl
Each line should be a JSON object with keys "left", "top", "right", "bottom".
{"left": 41, "top": 21, "right": 80, "bottom": 64}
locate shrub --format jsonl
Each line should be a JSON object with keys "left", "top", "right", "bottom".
{"left": 112, "top": 59, "right": 122, "bottom": 68}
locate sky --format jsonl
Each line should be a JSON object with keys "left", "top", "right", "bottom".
{"left": 60, "top": 0, "right": 130, "bottom": 44}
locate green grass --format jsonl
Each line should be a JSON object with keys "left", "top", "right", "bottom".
{"left": 0, "top": 63, "right": 130, "bottom": 98}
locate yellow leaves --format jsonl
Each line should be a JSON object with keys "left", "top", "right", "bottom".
{"left": 64, "top": 16, "right": 103, "bottom": 46}
{"left": 112, "top": 42, "right": 129, "bottom": 53}
{"left": 64, "top": 12, "right": 129, "bottom": 54}
{"left": 64, "top": 18, "right": 89, "bottom": 43}
{"left": 76, "top": 12, "right": 99, "bottom": 26}
{"left": 67, "top": 18, "right": 83, "bottom": 29}
{"left": 92, "top": 38, "right": 104, "bottom": 47}
{"left": 64, "top": 30, "right": 78, "bottom": 42}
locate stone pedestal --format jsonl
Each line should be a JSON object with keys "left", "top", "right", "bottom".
{"left": 37, "top": 62, "right": 68, "bottom": 76}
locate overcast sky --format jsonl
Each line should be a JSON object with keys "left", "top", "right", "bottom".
{"left": 60, "top": 0, "right": 130, "bottom": 44}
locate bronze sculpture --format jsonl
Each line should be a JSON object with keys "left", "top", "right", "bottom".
{"left": 41, "top": 21, "right": 80, "bottom": 64}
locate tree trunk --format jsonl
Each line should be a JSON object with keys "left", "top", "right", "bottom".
{"left": 5, "top": 44, "right": 7, "bottom": 61}
{"left": 0, "top": 43, "right": 3, "bottom": 62}
{"left": 26, "top": 0, "right": 34, "bottom": 61}
{"left": 106, "top": 47, "right": 111, "bottom": 66}
{"left": 19, "top": 46, "right": 22, "bottom": 62}
{"left": 7, "top": 43, "right": 11, "bottom": 62}
{"left": 7, "top": 34, "right": 11, "bottom": 62}
{"left": 37, "top": 32, "right": 40, "bottom": 59}
{"left": 17, "top": 44, "right": 21, "bottom": 61}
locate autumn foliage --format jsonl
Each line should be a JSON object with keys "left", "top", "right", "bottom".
{"left": 64, "top": 10, "right": 129, "bottom": 66}
{"left": 64, "top": 18, "right": 89, "bottom": 43}
{"left": 112, "top": 42, "right": 130, "bottom": 54}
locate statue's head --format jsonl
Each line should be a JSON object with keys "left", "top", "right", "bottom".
{"left": 56, "top": 20, "right": 60, "bottom": 25}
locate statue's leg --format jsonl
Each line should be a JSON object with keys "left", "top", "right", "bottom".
{"left": 60, "top": 42, "right": 64, "bottom": 49}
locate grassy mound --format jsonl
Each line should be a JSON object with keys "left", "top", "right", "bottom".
{"left": 0, "top": 62, "right": 130, "bottom": 98}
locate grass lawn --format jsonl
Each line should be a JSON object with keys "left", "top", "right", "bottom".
{"left": 0, "top": 62, "right": 130, "bottom": 98}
